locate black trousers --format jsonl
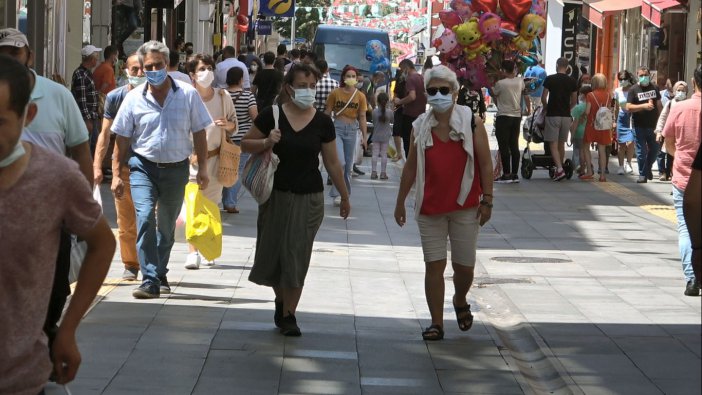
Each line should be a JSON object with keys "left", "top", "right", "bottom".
{"left": 400, "top": 114, "right": 417, "bottom": 157}
{"left": 495, "top": 115, "right": 522, "bottom": 175}
{"left": 44, "top": 230, "right": 72, "bottom": 350}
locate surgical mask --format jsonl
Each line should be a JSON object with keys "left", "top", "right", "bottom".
{"left": 250, "top": 64, "right": 259, "bottom": 72}
{"left": 145, "top": 68, "right": 168, "bottom": 86}
{"left": 0, "top": 107, "right": 28, "bottom": 168}
{"left": 639, "top": 76, "right": 650, "bottom": 86}
{"left": 620, "top": 80, "right": 630, "bottom": 88}
{"left": 127, "top": 73, "right": 146, "bottom": 86}
{"left": 675, "top": 91, "right": 686, "bottom": 101}
{"left": 581, "top": 83, "right": 591, "bottom": 89}
{"left": 196, "top": 70, "right": 214, "bottom": 88}
{"left": 427, "top": 93, "right": 454, "bottom": 113}
{"left": 344, "top": 78, "right": 357, "bottom": 87}
{"left": 291, "top": 88, "right": 316, "bottom": 109}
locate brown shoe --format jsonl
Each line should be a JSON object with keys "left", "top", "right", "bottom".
{"left": 224, "top": 206, "right": 239, "bottom": 214}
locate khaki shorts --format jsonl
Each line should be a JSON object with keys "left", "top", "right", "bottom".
{"left": 417, "top": 208, "right": 480, "bottom": 266}
{"left": 544, "top": 116, "right": 572, "bottom": 142}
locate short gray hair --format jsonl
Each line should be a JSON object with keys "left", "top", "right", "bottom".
{"left": 137, "top": 40, "right": 170, "bottom": 66}
{"left": 424, "top": 65, "right": 459, "bottom": 92}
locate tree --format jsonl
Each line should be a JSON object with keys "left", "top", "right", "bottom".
{"left": 273, "top": 0, "right": 330, "bottom": 43}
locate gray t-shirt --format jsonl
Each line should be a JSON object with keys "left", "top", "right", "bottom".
{"left": 371, "top": 107, "right": 394, "bottom": 143}
{"left": 0, "top": 144, "right": 101, "bottom": 395}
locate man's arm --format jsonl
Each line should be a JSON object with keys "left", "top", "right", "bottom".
{"left": 570, "top": 91, "right": 577, "bottom": 110}
{"left": 541, "top": 88, "right": 548, "bottom": 108}
{"left": 93, "top": 118, "right": 114, "bottom": 184}
{"left": 395, "top": 90, "right": 416, "bottom": 106}
{"left": 68, "top": 142, "right": 94, "bottom": 186}
{"left": 684, "top": 166, "right": 702, "bottom": 283}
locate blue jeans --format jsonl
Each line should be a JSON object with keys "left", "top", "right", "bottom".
{"left": 128, "top": 155, "right": 189, "bottom": 285}
{"left": 634, "top": 127, "right": 659, "bottom": 178}
{"left": 673, "top": 185, "right": 694, "bottom": 283}
{"left": 222, "top": 151, "right": 251, "bottom": 208}
{"left": 330, "top": 119, "right": 358, "bottom": 198}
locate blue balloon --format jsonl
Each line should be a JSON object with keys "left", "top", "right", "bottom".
{"left": 366, "top": 40, "right": 390, "bottom": 74}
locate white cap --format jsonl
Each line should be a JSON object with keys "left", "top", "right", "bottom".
{"left": 81, "top": 45, "right": 102, "bottom": 57}
{"left": 0, "top": 28, "right": 29, "bottom": 48}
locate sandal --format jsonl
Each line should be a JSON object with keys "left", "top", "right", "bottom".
{"left": 422, "top": 324, "right": 444, "bottom": 341}
{"left": 453, "top": 299, "right": 474, "bottom": 332}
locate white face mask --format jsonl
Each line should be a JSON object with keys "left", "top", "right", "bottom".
{"left": 291, "top": 88, "right": 316, "bottom": 109}
{"left": 196, "top": 70, "right": 214, "bottom": 88}
{"left": 0, "top": 105, "right": 29, "bottom": 168}
{"left": 674, "top": 91, "right": 687, "bottom": 101}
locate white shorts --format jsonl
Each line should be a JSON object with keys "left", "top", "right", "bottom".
{"left": 417, "top": 208, "right": 480, "bottom": 266}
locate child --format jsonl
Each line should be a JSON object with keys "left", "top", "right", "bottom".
{"left": 370, "top": 92, "right": 394, "bottom": 179}
{"left": 570, "top": 85, "right": 592, "bottom": 176}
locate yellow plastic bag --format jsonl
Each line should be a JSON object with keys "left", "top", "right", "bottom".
{"left": 184, "top": 183, "right": 222, "bottom": 261}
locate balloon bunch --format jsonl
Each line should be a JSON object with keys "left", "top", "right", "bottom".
{"left": 431, "top": 0, "right": 546, "bottom": 88}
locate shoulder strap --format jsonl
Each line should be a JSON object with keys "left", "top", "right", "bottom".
{"left": 334, "top": 89, "right": 358, "bottom": 118}
{"left": 272, "top": 105, "right": 280, "bottom": 130}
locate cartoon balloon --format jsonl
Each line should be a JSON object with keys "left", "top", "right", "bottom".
{"left": 513, "top": 14, "right": 545, "bottom": 52}
{"left": 433, "top": 29, "right": 462, "bottom": 59}
{"left": 450, "top": 0, "right": 473, "bottom": 17}
{"left": 365, "top": 40, "right": 390, "bottom": 73}
{"left": 439, "top": 9, "right": 463, "bottom": 29}
{"left": 479, "top": 13, "right": 502, "bottom": 42}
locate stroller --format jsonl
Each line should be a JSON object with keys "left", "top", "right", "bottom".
{"left": 520, "top": 106, "right": 574, "bottom": 180}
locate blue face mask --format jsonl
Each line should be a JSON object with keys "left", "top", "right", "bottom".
{"left": 145, "top": 68, "right": 168, "bottom": 86}
{"left": 427, "top": 93, "right": 454, "bottom": 113}
{"left": 639, "top": 76, "right": 650, "bottom": 86}
{"left": 291, "top": 88, "right": 316, "bottom": 109}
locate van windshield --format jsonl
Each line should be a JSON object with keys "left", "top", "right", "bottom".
{"left": 315, "top": 44, "right": 372, "bottom": 73}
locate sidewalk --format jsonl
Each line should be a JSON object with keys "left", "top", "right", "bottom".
{"left": 57, "top": 123, "right": 700, "bottom": 395}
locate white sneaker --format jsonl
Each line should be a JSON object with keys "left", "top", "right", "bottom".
{"left": 617, "top": 166, "right": 625, "bottom": 175}
{"left": 625, "top": 163, "right": 634, "bottom": 174}
{"left": 333, "top": 196, "right": 342, "bottom": 207}
{"left": 184, "top": 252, "right": 201, "bottom": 270}
{"left": 202, "top": 258, "right": 215, "bottom": 267}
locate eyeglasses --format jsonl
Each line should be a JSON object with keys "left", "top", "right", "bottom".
{"left": 426, "top": 86, "right": 451, "bottom": 96}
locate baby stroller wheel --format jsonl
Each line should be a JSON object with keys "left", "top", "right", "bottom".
{"left": 563, "top": 159, "right": 574, "bottom": 180}
{"left": 521, "top": 159, "right": 533, "bottom": 179}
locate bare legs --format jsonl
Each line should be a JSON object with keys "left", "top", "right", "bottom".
{"left": 273, "top": 286, "right": 303, "bottom": 317}
{"left": 425, "top": 260, "right": 475, "bottom": 327}
{"left": 549, "top": 141, "right": 565, "bottom": 170}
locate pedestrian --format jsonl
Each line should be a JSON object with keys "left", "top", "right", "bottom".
{"left": 393, "top": 59, "right": 427, "bottom": 158}
{"left": 314, "top": 59, "right": 338, "bottom": 112}
{"left": 582, "top": 73, "right": 613, "bottom": 182}
{"left": 111, "top": 41, "right": 213, "bottom": 299}
{"left": 627, "top": 66, "right": 663, "bottom": 183}
{"left": 221, "top": 66, "right": 258, "bottom": 214}
{"left": 325, "top": 65, "right": 368, "bottom": 206}
{"left": 456, "top": 79, "right": 487, "bottom": 122}
{"left": 214, "top": 46, "right": 250, "bottom": 90}
{"left": 183, "top": 53, "right": 237, "bottom": 269}
{"left": 93, "top": 45, "right": 118, "bottom": 95}
{"left": 0, "top": 54, "right": 116, "bottom": 394}
{"left": 569, "top": 85, "right": 593, "bottom": 176}
{"left": 93, "top": 53, "right": 145, "bottom": 281}
{"left": 244, "top": 44, "right": 258, "bottom": 67}
{"left": 370, "top": 92, "right": 393, "bottom": 180}
{"left": 0, "top": 28, "right": 93, "bottom": 353}
{"left": 275, "top": 44, "right": 290, "bottom": 73}
{"left": 683, "top": 144, "right": 702, "bottom": 285}
{"left": 491, "top": 59, "right": 525, "bottom": 184}
{"left": 394, "top": 65, "right": 493, "bottom": 341}
{"left": 248, "top": 56, "right": 263, "bottom": 84}
{"left": 523, "top": 59, "right": 547, "bottom": 115}
{"left": 613, "top": 70, "right": 636, "bottom": 175}
{"left": 252, "top": 51, "right": 283, "bottom": 109}
{"left": 71, "top": 44, "right": 103, "bottom": 153}
{"left": 391, "top": 68, "right": 407, "bottom": 161}
{"left": 284, "top": 48, "right": 301, "bottom": 73}
{"left": 541, "top": 57, "right": 578, "bottom": 181}
{"left": 655, "top": 81, "right": 688, "bottom": 181}
{"left": 241, "top": 63, "right": 350, "bottom": 336}
{"left": 660, "top": 78, "right": 674, "bottom": 106}
{"left": 167, "top": 49, "right": 192, "bottom": 84}
{"left": 662, "top": 65, "right": 701, "bottom": 296}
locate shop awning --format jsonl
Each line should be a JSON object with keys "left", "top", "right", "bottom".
{"left": 583, "top": 0, "right": 641, "bottom": 29}
{"left": 641, "top": 0, "right": 682, "bottom": 27}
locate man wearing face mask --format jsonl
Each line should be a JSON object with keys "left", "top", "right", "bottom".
{"left": 93, "top": 53, "right": 145, "bottom": 280}
{"left": 71, "top": 45, "right": 103, "bottom": 155}
{"left": 111, "top": 41, "right": 213, "bottom": 299}
{"left": 394, "top": 59, "right": 427, "bottom": 158}
{"left": 627, "top": 66, "right": 663, "bottom": 183}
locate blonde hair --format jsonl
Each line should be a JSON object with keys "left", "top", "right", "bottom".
{"left": 591, "top": 73, "right": 607, "bottom": 90}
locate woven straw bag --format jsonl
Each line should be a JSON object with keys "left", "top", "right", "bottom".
{"left": 216, "top": 89, "right": 240, "bottom": 187}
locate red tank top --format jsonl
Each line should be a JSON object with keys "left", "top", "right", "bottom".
{"left": 421, "top": 132, "right": 482, "bottom": 215}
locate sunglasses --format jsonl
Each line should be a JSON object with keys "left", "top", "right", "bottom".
{"left": 426, "top": 87, "right": 451, "bottom": 96}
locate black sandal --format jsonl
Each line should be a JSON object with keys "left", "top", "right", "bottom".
{"left": 422, "top": 324, "right": 444, "bottom": 341}
{"left": 453, "top": 301, "right": 474, "bottom": 332}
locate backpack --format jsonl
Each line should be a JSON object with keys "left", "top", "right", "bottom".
{"left": 591, "top": 93, "right": 613, "bottom": 131}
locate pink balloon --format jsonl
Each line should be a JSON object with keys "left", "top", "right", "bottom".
{"left": 439, "top": 10, "right": 463, "bottom": 29}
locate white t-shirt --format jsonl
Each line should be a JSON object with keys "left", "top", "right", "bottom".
{"left": 492, "top": 76, "right": 524, "bottom": 117}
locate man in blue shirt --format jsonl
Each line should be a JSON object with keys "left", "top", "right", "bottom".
{"left": 524, "top": 60, "right": 547, "bottom": 115}
{"left": 112, "top": 41, "right": 212, "bottom": 299}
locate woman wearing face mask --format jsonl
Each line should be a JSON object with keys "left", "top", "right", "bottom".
{"left": 325, "top": 65, "right": 368, "bottom": 206}
{"left": 394, "top": 65, "right": 493, "bottom": 341}
{"left": 613, "top": 70, "right": 636, "bottom": 175}
{"left": 183, "top": 54, "right": 238, "bottom": 269}
{"left": 655, "top": 81, "right": 689, "bottom": 181}
{"left": 241, "top": 63, "right": 350, "bottom": 336}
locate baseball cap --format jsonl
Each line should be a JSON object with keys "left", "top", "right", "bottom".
{"left": 81, "top": 45, "right": 102, "bottom": 57}
{"left": 0, "top": 28, "right": 29, "bottom": 48}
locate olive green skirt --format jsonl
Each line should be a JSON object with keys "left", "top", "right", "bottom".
{"left": 249, "top": 189, "right": 324, "bottom": 288}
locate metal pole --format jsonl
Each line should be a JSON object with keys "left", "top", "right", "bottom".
{"left": 290, "top": 16, "right": 295, "bottom": 49}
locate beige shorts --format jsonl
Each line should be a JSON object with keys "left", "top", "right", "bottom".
{"left": 417, "top": 208, "right": 480, "bottom": 266}
{"left": 544, "top": 116, "right": 572, "bottom": 142}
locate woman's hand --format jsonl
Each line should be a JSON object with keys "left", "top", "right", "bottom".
{"left": 394, "top": 204, "right": 406, "bottom": 227}
{"left": 268, "top": 129, "right": 282, "bottom": 144}
{"left": 340, "top": 198, "right": 351, "bottom": 219}
{"left": 214, "top": 118, "right": 236, "bottom": 133}
{"left": 476, "top": 205, "right": 492, "bottom": 226}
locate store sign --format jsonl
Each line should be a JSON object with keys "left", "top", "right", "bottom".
{"left": 257, "top": 21, "right": 273, "bottom": 35}
{"left": 561, "top": 1, "right": 580, "bottom": 79}
{"left": 260, "top": 0, "right": 295, "bottom": 17}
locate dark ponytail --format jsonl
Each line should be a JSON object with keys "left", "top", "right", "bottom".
{"left": 377, "top": 92, "right": 389, "bottom": 123}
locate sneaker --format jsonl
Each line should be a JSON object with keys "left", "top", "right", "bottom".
{"left": 380, "top": 173, "right": 388, "bottom": 180}
{"left": 132, "top": 281, "right": 160, "bottom": 299}
{"left": 184, "top": 252, "right": 201, "bottom": 270}
{"left": 553, "top": 169, "right": 566, "bottom": 181}
{"left": 636, "top": 176, "right": 647, "bottom": 184}
{"left": 352, "top": 165, "right": 365, "bottom": 176}
{"left": 495, "top": 175, "right": 512, "bottom": 184}
{"left": 625, "top": 163, "right": 634, "bottom": 174}
{"left": 371, "top": 171, "right": 378, "bottom": 180}
{"left": 510, "top": 174, "right": 520, "bottom": 183}
{"left": 158, "top": 276, "right": 171, "bottom": 294}
{"left": 202, "top": 258, "right": 215, "bottom": 267}
{"left": 279, "top": 314, "right": 302, "bottom": 337}
{"left": 684, "top": 281, "right": 701, "bottom": 296}
{"left": 333, "top": 196, "right": 342, "bottom": 207}
{"left": 122, "top": 267, "right": 139, "bottom": 281}
{"left": 617, "top": 166, "right": 625, "bottom": 175}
